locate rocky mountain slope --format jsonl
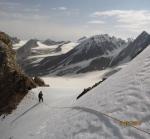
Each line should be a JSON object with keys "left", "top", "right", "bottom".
{"left": 0, "top": 32, "right": 42, "bottom": 115}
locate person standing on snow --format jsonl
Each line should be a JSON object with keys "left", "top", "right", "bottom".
{"left": 38, "top": 91, "right": 43, "bottom": 102}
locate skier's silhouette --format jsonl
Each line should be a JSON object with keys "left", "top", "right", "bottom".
{"left": 38, "top": 91, "right": 43, "bottom": 102}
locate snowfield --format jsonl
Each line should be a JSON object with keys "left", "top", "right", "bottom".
{"left": 27, "top": 42, "right": 78, "bottom": 64}
{"left": 1, "top": 46, "right": 150, "bottom": 138}
{"left": 42, "top": 70, "right": 109, "bottom": 89}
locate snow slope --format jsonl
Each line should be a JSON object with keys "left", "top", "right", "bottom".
{"left": 1, "top": 45, "right": 150, "bottom": 138}
{"left": 44, "top": 45, "right": 150, "bottom": 139}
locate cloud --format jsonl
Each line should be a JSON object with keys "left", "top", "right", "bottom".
{"left": 52, "top": 7, "right": 67, "bottom": 11}
{"left": 0, "top": 1, "right": 21, "bottom": 10}
{"left": 0, "top": 1, "right": 20, "bottom": 6}
{"left": 51, "top": 7, "right": 79, "bottom": 16}
{"left": 23, "top": 8, "right": 40, "bottom": 13}
{"left": 58, "top": 7, "right": 67, "bottom": 10}
{"left": 0, "top": 2, "right": 40, "bottom": 15}
{"left": 0, "top": 19, "right": 99, "bottom": 41}
{"left": 88, "top": 20, "right": 105, "bottom": 24}
{"left": 0, "top": 9, "right": 50, "bottom": 21}
{"left": 91, "top": 10, "right": 150, "bottom": 31}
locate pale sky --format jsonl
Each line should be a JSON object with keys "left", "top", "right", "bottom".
{"left": 0, "top": 0, "right": 150, "bottom": 41}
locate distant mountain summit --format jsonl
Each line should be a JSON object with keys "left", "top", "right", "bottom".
{"left": 17, "top": 39, "right": 39, "bottom": 66}
{"left": 43, "top": 39, "right": 65, "bottom": 46}
{"left": 67, "top": 34, "right": 127, "bottom": 64}
{"left": 77, "top": 36, "right": 87, "bottom": 43}
{"left": 111, "top": 31, "right": 150, "bottom": 66}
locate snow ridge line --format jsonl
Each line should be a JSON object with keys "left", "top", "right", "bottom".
{"left": 73, "top": 106, "right": 150, "bottom": 136}
{"left": 45, "top": 105, "right": 150, "bottom": 136}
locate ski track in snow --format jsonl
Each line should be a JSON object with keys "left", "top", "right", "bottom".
{"left": 1, "top": 47, "right": 150, "bottom": 138}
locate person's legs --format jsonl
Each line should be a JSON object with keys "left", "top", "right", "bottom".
{"left": 42, "top": 97, "right": 43, "bottom": 102}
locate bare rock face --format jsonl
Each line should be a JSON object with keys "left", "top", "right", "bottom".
{"left": 0, "top": 32, "right": 37, "bottom": 115}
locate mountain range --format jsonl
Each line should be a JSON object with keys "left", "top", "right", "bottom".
{"left": 15, "top": 31, "right": 150, "bottom": 76}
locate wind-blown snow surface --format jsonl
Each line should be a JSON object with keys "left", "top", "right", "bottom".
{"left": 1, "top": 46, "right": 150, "bottom": 138}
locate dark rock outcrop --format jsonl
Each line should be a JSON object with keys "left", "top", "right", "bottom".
{"left": 33, "top": 76, "right": 48, "bottom": 86}
{"left": 77, "top": 77, "right": 107, "bottom": 99}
